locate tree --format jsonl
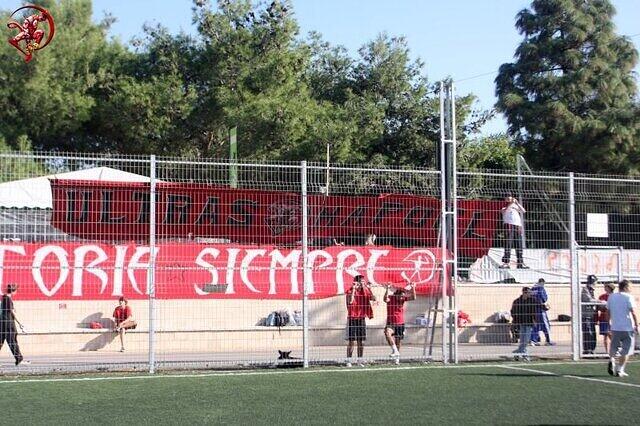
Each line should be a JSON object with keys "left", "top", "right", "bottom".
{"left": 0, "top": 0, "right": 130, "bottom": 152}
{"left": 458, "top": 133, "right": 522, "bottom": 171}
{"left": 309, "top": 34, "right": 491, "bottom": 168}
{"left": 90, "top": 25, "right": 199, "bottom": 155}
{"left": 496, "top": 0, "right": 640, "bottom": 174}
{"left": 0, "top": 0, "right": 492, "bottom": 166}
{"left": 0, "top": 135, "right": 47, "bottom": 182}
{"left": 191, "top": 0, "right": 339, "bottom": 161}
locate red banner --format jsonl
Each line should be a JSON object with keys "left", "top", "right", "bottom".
{"left": 0, "top": 243, "right": 448, "bottom": 300}
{"left": 50, "top": 180, "right": 501, "bottom": 258}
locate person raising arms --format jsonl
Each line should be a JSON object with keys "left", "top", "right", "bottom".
{"left": 383, "top": 283, "right": 416, "bottom": 364}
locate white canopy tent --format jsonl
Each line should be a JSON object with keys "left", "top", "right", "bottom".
{"left": 0, "top": 167, "right": 151, "bottom": 242}
{"left": 0, "top": 167, "right": 151, "bottom": 209}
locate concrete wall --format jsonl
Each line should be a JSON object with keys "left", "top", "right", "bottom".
{"left": 12, "top": 284, "right": 638, "bottom": 355}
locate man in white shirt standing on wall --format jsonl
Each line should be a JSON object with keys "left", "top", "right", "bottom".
{"left": 607, "top": 279, "right": 638, "bottom": 378}
{"left": 501, "top": 196, "right": 528, "bottom": 269}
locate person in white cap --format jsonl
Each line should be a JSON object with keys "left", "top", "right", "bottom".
{"left": 607, "top": 280, "right": 638, "bottom": 377}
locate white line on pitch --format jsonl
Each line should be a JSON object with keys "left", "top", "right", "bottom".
{"left": 499, "top": 365, "right": 640, "bottom": 389}
{"left": 0, "top": 360, "right": 630, "bottom": 385}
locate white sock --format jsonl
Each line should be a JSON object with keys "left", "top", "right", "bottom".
{"left": 391, "top": 344, "right": 398, "bottom": 353}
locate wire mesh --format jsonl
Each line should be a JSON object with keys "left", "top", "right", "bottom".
{"left": 304, "top": 164, "right": 443, "bottom": 365}
{"left": 0, "top": 152, "right": 152, "bottom": 372}
{"left": 0, "top": 152, "right": 638, "bottom": 374}
{"left": 455, "top": 170, "right": 573, "bottom": 360}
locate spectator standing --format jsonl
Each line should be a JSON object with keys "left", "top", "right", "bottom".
{"left": 383, "top": 283, "right": 416, "bottom": 365}
{"left": 597, "top": 283, "right": 615, "bottom": 354}
{"left": 0, "top": 284, "right": 26, "bottom": 365}
{"left": 500, "top": 196, "right": 528, "bottom": 269}
{"left": 345, "top": 275, "right": 376, "bottom": 367}
{"left": 606, "top": 280, "right": 638, "bottom": 377}
{"left": 530, "top": 278, "right": 554, "bottom": 346}
{"left": 511, "top": 287, "right": 541, "bottom": 361}
{"left": 581, "top": 275, "right": 600, "bottom": 355}
{"left": 365, "top": 233, "right": 377, "bottom": 246}
{"left": 113, "top": 297, "right": 137, "bottom": 352}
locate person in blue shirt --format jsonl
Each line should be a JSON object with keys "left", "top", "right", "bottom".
{"left": 530, "top": 278, "right": 554, "bottom": 346}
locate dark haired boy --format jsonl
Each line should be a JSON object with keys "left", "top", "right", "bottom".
{"left": 345, "top": 275, "right": 376, "bottom": 367}
{"left": 0, "top": 284, "right": 27, "bottom": 365}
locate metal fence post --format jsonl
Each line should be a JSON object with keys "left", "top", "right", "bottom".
{"left": 301, "top": 161, "right": 310, "bottom": 368}
{"left": 148, "top": 155, "right": 157, "bottom": 373}
{"left": 569, "top": 172, "right": 580, "bottom": 361}
{"left": 516, "top": 156, "right": 528, "bottom": 252}
{"left": 617, "top": 246, "right": 624, "bottom": 282}
{"left": 450, "top": 83, "right": 459, "bottom": 364}
{"left": 439, "top": 82, "right": 448, "bottom": 364}
{"left": 439, "top": 80, "right": 458, "bottom": 363}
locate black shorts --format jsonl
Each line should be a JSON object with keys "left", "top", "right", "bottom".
{"left": 386, "top": 323, "right": 405, "bottom": 339}
{"left": 347, "top": 318, "right": 367, "bottom": 341}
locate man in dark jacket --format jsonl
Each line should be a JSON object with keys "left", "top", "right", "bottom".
{"left": 511, "top": 287, "right": 540, "bottom": 360}
{"left": 581, "top": 274, "right": 601, "bottom": 355}
{"left": 0, "top": 283, "right": 26, "bottom": 365}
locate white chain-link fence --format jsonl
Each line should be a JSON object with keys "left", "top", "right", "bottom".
{"left": 0, "top": 152, "right": 638, "bottom": 373}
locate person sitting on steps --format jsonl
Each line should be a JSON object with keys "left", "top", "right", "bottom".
{"left": 113, "top": 297, "right": 137, "bottom": 353}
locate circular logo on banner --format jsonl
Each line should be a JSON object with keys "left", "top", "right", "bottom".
{"left": 265, "top": 202, "right": 300, "bottom": 236}
{"left": 400, "top": 249, "right": 436, "bottom": 284}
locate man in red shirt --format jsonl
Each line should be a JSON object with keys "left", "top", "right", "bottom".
{"left": 346, "top": 275, "right": 376, "bottom": 367}
{"left": 597, "top": 283, "right": 615, "bottom": 354}
{"left": 384, "top": 283, "right": 416, "bottom": 364}
{"left": 113, "top": 297, "right": 137, "bottom": 352}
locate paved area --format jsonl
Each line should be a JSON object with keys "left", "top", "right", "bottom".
{"left": 0, "top": 342, "right": 585, "bottom": 375}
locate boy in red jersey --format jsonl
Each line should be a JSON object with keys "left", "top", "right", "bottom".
{"left": 384, "top": 283, "right": 416, "bottom": 364}
{"left": 113, "top": 297, "right": 137, "bottom": 352}
{"left": 345, "top": 275, "right": 376, "bottom": 367}
{"left": 597, "top": 283, "right": 615, "bottom": 353}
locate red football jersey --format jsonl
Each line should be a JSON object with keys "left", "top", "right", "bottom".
{"left": 597, "top": 293, "right": 610, "bottom": 322}
{"left": 346, "top": 287, "right": 373, "bottom": 319}
{"left": 113, "top": 306, "right": 132, "bottom": 324}
{"left": 386, "top": 294, "right": 407, "bottom": 325}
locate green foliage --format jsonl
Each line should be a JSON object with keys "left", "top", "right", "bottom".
{"left": 190, "top": 0, "right": 373, "bottom": 162}
{"left": 93, "top": 73, "right": 197, "bottom": 155}
{"left": 307, "top": 33, "right": 491, "bottom": 167}
{"left": 0, "top": 0, "right": 491, "bottom": 166}
{"left": 0, "top": 134, "right": 47, "bottom": 182}
{"left": 496, "top": 0, "right": 640, "bottom": 174}
{"left": 458, "top": 134, "right": 522, "bottom": 171}
{"left": 0, "top": 0, "right": 130, "bottom": 152}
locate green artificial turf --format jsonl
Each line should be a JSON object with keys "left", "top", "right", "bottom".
{"left": 1, "top": 362, "right": 638, "bottom": 425}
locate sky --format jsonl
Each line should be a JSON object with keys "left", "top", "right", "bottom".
{"left": 2, "top": 0, "right": 639, "bottom": 135}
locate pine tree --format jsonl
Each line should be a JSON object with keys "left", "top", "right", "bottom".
{"left": 495, "top": 0, "right": 639, "bottom": 174}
